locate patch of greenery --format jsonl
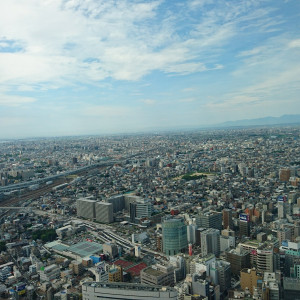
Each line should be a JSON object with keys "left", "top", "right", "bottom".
{"left": 182, "top": 174, "right": 207, "bottom": 181}
{"left": 0, "top": 241, "right": 7, "bottom": 252}
{"left": 32, "top": 229, "right": 57, "bottom": 242}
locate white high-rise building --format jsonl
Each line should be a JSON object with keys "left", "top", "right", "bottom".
{"left": 95, "top": 202, "right": 113, "bottom": 223}
{"left": 77, "top": 198, "right": 96, "bottom": 219}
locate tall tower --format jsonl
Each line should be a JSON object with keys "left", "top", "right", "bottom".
{"left": 223, "top": 209, "right": 233, "bottom": 230}
{"left": 201, "top": 228, "right": 220, "bottom": 257}
{"left": 162, "top": 216, "right": 188, "bottom": 256}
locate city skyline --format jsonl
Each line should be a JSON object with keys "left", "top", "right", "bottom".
{"left": 0, "top": 0, "right": 300, "bottom": 138}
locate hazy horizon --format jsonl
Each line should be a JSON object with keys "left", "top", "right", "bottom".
{"left": 0, "top": 0, "right": 300, "bottom": 139}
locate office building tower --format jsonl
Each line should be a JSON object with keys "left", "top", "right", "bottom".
{"left": 279, "top": 168, "right": 291, "bottom": 182}
{"left": 240, "top": 268, "right": 263, "bottom": 295}
{"left": 210, "top": 260, "right": 231, "bottom": 293}
{"left": 136, "top": 198, "right": 153, "bottom": 218}
{"left": 162, "top": 217, "right": 187, "bottom": 256}
{"left": 262, "top": 272, "right": 280, "bottom": 300}
{"left": 277, "top": 228, "right": 292, "bottom": 246}
{"left": 169, "top": 256, "right": 186, "bottom": 282}
{"left": 280, "top": 241, "right": 300, "bottom": 276}
{"left": 278, "top": 196, "right": 288, "bottom": 219}
{"left": 129, "top": 202, "right": 137, "bottom": 222}
{"left": 95, "top": 202, "right": 113, "bottom": 223}
{"left": 187, "top": 224, "right": 197, "bottom": 244}
{"left": 105, "top": 195, "right": 125, "bottom": 213}
{"left": 239, "top": 214, "right": 250, "bottom": 237}
{"left": 196, "top": 211, "right": 222, "bottom": 231}
{"left": 225, "top": 247, "right": 250, "bottom": 275}
{"left": 201, "top": 228, "right": 220, "bottom": 257}
{"left": 220, "top": 235, "right": 235, "bottom": 252}
{"left": 76, "top": 198, "right": 96, "bottom": 219}
{"left": 256, "top": 246, "right": 274, "bottom": 273}
{"left": 283, "top": 277, "right": 300, "bottom": 299}
{"left": 82, "top": 282, "right": 178, "bottom": 300}
{"left": 223, "top": 209, "right": 233, "bottom": 230}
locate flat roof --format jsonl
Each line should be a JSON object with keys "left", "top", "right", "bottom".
{"left": 83, "top": 281, "right": 175, "bottom": 292}
{"left": 142, "top": 267, "right": 164, "bottom": 277}
{"left": 68, "top": 241, "right": 103, "bottom": 257}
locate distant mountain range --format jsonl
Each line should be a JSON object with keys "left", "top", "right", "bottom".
{"left": 215, "top": 114, "right": 300, "bottom": 128}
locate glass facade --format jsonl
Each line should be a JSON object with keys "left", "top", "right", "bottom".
{"left": 162, "top": 217, "right": 187, "bottom": 256}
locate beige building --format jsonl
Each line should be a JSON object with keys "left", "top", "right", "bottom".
{"left": 240, "top": 268, "right": 262, "bottom": 295}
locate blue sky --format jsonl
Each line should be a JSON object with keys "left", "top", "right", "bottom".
{"left": 0, "top": 0, "right": 299, "bottom": 138}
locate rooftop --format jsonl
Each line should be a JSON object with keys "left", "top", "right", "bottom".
{"left": 83, "top": 281, "right": 175, "bottom": 292}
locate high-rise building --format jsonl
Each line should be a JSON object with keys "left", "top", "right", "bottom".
{"left": 220, "top": 235, "right": 235, "bottom": 252}
{"left": 225, "top": 247, "right": 250, "bottom": 275}
{"left": 279, "top": 168, "right": 291, "bottom": 182}
{"left": 262, "top": 272, "right": 280, "bottom": 300}
{"left": 256, "top": 246, "right": 274, "bottom": 273}
{"left": 278, "top": 196, "right": 288, "bottom": 219}
{"left": 210, "top": 260, "right": 231, "bottom": 293}
{"left": 162, "top": 217, "right": 187, "bottom": 256}
{"left": 105, "top": 195, "right": 125, "bottom": 213}
{"left": 187, "top": 224, "right": 197, "bottom": 244}
{"left": 223, "top": 209, "right": 233, "bottom": 230}
{"left": 201, "top": 228, "right": 220, "bottom": 257}
{"left": 240, "top": 268, "right": 262, "bottom": 295}
{"left": 239, "top": 214, "right": 250, "bottom": 237}
{"left": 76, "top": 198, "right": 96, "bottom": 219}
{"left": 135, "top": 198, "right": 153, "bottom": 219}
{"left": 196, "top": 211, "right": 222, "bottom": 231}
{"left": 82, "top": 282, "right": 178, "bottom": 300}
{"left": 95, "top": 202, "right": 113, "bottom": 223}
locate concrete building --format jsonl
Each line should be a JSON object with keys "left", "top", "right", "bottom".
{"left": 162, "top": 217, "right": 187, "bottom": 256}
{"left": 220, "top": 235, "right": 235, "bottom": 252}
{"left": 76, "top": 198, "right": 96, "bottom": 219}
{"left": 201, "top": 228, "right": 220, "bottom": 257}
{"left": 240, "top": 268, "right": 262, "bottom": 295}
{"left": 191, "top": 275, "right": 210, "bottom": 298}
{"left": 283, "top": 277, "right": 300, "bottom": 299}
{"left": 210, "top": 260, "right": 231, "bottom": 293}
{"left": 262, "top": 272, "right": 280, "bottom": 300}
{"left": 39, "top": 264, "right": 60, "bottom": 282}
{"left": 95, "top": 202, "right": 113, "bottom": 223}
{"left": 225, "top": 247, "right": 250, "bottom": 275}
{"left": 108, "top": 265, "right": 123, "bottom": 282}
{"left": 223, "top": 209, "right": 233, "bottom": 230}
{"left": 257, "top": 246, "right": 274, "bottom": 273}
{"left": 105, "top": 195, "right": 125, "bottom": 213}
{"left": 82, "top": 282, "right": 178, "bottom": 300}
{"left": 69, "top": 261, "right": 83, "bottom": 275}
{"left": 279, "top": 168, "right": 291, "bottom": 182}
{"left": 239, "top": 216, "right": 250, "bottom": 238}
{"left": 140, "top": 265, "right": 175, "bottom": 287}
{"left": 196, "top": 211, "right": 222, "bottom": 231}
{"left": 102, "top": 242, "right": 119, "bottom": 258}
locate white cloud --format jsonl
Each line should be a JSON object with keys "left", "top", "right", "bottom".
{"left": 141, "top": 99, "right": 156, "bottom": 105}
{"left": 0, "top": 0, "right": 275, "bottom": 92}
{"left": 178, "top": 98, "right": 196, "bottom": 103}
{"left": 83, "top": 105, "right": 131, "bottom": 117}
{"left": 289, "top": 39, "right": 300, "bottom": 48}
{"left": 0, "top": 94, "right": 36, "bottom": 106}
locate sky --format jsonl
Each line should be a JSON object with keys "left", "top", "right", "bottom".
{"left": 0, "top": 0, "right": 299, "bottom": 138}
